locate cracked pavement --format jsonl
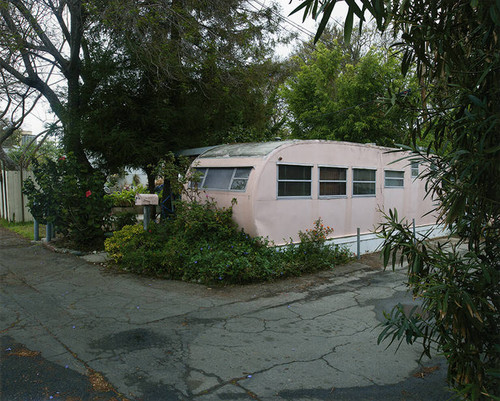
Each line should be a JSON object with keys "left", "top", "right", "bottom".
{"left": 0, "top": 227, "right": 451, "bottom": 400}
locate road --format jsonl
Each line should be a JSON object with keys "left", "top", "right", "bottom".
{"left": 0, "top": 227, "right": 451, "bottom": 400}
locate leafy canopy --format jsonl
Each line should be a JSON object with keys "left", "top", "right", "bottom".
{"left": 282, "top": 35, "right": 417, "bottom": 145}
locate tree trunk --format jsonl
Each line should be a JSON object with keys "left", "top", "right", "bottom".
{"left": 144, "top": 166, "right": 156, "bottom": 193}
{"left": 64, "top": 0, "right": 92, "bottom": 170}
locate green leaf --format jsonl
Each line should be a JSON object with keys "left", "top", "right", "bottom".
{"left": 344, "top": 9, "right": 354, "bottom": 43}
{"left": 490, "top": 5, "right": 500, "bottom": 25}
{"left": 383, "top": 243, "right": 391, "bottom": 267}
{"left": 314, "top": 2, "right": 335, "bottom": 43}
{"left": 344, "top": 0, "right": 364, "bottom": 18}
{"left": 468, "top": 94, "right": 485, "bottom": 108}
{"left": 289, "top": 0, "right": 312, "bottom": 20}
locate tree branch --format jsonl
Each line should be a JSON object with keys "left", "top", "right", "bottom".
{"left": 47, "top": 0, "right": 71, "bottom": 44}
{"left": 9, "top": 0, "right": 69, "bottom": 75}
{"left": 0, "top": 145, "right": 18, "bottom": 170}
{"left": 0, "top": 56, "right": 64, "bottom": 120}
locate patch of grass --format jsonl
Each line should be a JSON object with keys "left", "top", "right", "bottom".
{"left": 0, "top": 219, "right": 46, "bottom": 241}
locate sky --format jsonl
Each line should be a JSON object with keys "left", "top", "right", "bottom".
{"left": 22, "top": 0, "right": 350, "bottom": 137}
{"left": 280, "top": 0, "right": 349, "bottom": 37}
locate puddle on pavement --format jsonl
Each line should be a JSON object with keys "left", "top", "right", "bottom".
{"left": 90, "top": 328, "right": 171, "bottom": 352}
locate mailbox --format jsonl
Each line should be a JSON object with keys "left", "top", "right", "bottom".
{"left": 135, "top": 194, "right": 159, "bottom": 206}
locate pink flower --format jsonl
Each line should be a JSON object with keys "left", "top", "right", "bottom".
{"left": 86, "top": 190, "right": 92, "bottom": 198}
{"left": 59, "top": 156, "right": 66, "bottom": 161}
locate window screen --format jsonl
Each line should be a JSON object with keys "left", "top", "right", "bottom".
{"left": 319, "top": 167, "right": 347, "bottom": 196}
{"left": 279, "top": 165, "right": 311, "bottom": 180}
{"left": 353, "top": 168, "right": 376, "bottom": 196}
{"left": 203, "top": 168, "right": 234, "bottom": 190}
{"left": 278, "top": 165, "right": 312, "bottom": 197}
{"left": 385, "top": 170, "right": 404, "bottom": 187}
{"left": 191, "top": 167, "right": 252, "bottom": 191}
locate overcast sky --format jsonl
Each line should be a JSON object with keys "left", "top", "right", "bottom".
{"left": 280, "top": 0, "right": 348, "bottom": 39}
{"left": 23, "top": 0, "right": 349, "bottom": 136}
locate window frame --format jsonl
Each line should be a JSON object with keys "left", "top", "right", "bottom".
{"left": 276, "top": 162, "right": 313, "bottom": 199}
{"left": 191, "top": 167, "right": 252, "bottom": 192}
{"left": 384, "top": 170, "right": 405, "bottom": 188}
{"left": 229, "top": 167, "right": 252, "bottom": 191}
{"left": 352, "top": 167, "right": 377, "bottom": 197}
{"left": 318, "top": 165, "right": 348, "bottom": 198}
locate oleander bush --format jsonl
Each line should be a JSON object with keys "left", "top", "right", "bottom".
{"left": 23, "top": 155, "right": 112, "bottom": 249}
{"left": 105, "top": 198, "right": 353, "bottom": 284}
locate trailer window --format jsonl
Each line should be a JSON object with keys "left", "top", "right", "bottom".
{"left": 411, "top": 161, "right": 419, "bottom": 178}
{"left": 191, "top": 167, "right": 252, "bottom": 191}
{"left": 278, "top": 164, "right": 312, "bottom": 197}
{"left": 319, "top": 167, "right": 347, "bottom": 196}
{"left": 230, "top": 168, "right": 252, "bottom": 190}
{"left": 385, "top": 170, "right": 404, "bottom": 187}
{"left": 353, "top": 168, "right": 376, "bottom": 196}
{"left": 189, "top": 168, "right": 207, "bottom": 189}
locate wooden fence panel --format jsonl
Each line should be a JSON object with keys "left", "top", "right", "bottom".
{"left": 0, "top": 163, "right": 34, "bottom": 222}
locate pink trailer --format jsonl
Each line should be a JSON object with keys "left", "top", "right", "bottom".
{"left": 188, "top": 140, "right": 444, "bottom": 253}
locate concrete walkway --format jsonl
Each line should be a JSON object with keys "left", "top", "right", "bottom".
{"left": 0, "top": 227, "right": 452, "bottom": 401}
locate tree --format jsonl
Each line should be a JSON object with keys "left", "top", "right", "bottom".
{"left": 281, "top": 32, "right": 417, "bottom": 146}
{"left": 0, "top": 68, "right": 46, "bottom": 169}
{"left": 0, "top": 0, "right": 292, "bottom": 185}
{"left": 7, "top": 130, "right": 61, "bottom": 168}
{"left": 76, "top": 0, "right": 292, "bottom": 189}
{"left": 0, "top": 0, "right": 96, "bottom": 167}
{"left": 293, "top": 0, "right": 500, "bottom": 398}
{"left": 72, "top": 0, "right": 292, "bottom": 189}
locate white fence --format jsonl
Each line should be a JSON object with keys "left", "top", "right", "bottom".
{"left": 0, "top": 163, "right": 34, "bottom": 222}
{"left": 327, "top": 223, "right": 449, "bottom": 256}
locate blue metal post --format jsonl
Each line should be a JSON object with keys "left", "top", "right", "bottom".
{"left": 46, "top": 222, "right": 53, "bottom": 242}
{"left": 34, "top": 219, "right": 39, "bottom": 241}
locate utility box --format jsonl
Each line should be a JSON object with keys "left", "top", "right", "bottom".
{"left": 135, "top": 194, "right": 159, "bottom": 206}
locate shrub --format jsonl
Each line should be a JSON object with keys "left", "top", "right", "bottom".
{"left": 104, "top": 224, "right": 165, "bottom": 273}
{"left": 283, "top": 219, "right": 352, "bottom": 272}
{"left": 105, "top": 200, "right": 353, "bottom": 284}
{"left": 105, "top": 185, "right": 148, "bottom": 207}
{"left": 109, "top": 212, "right": 138, "bottom": 231}
{"left": 23, "top": 155, "right": 112, "bottom": 249}
{"left": 377, "top": 210, "right": 499, "bottom": 400}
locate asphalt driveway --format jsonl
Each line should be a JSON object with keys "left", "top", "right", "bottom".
{"left": 0, "top": 227, "right": 452, "bottom": 400}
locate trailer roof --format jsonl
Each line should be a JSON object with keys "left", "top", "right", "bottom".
{"left": 199, "top": 141, "right": 296, "bottom": 158}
